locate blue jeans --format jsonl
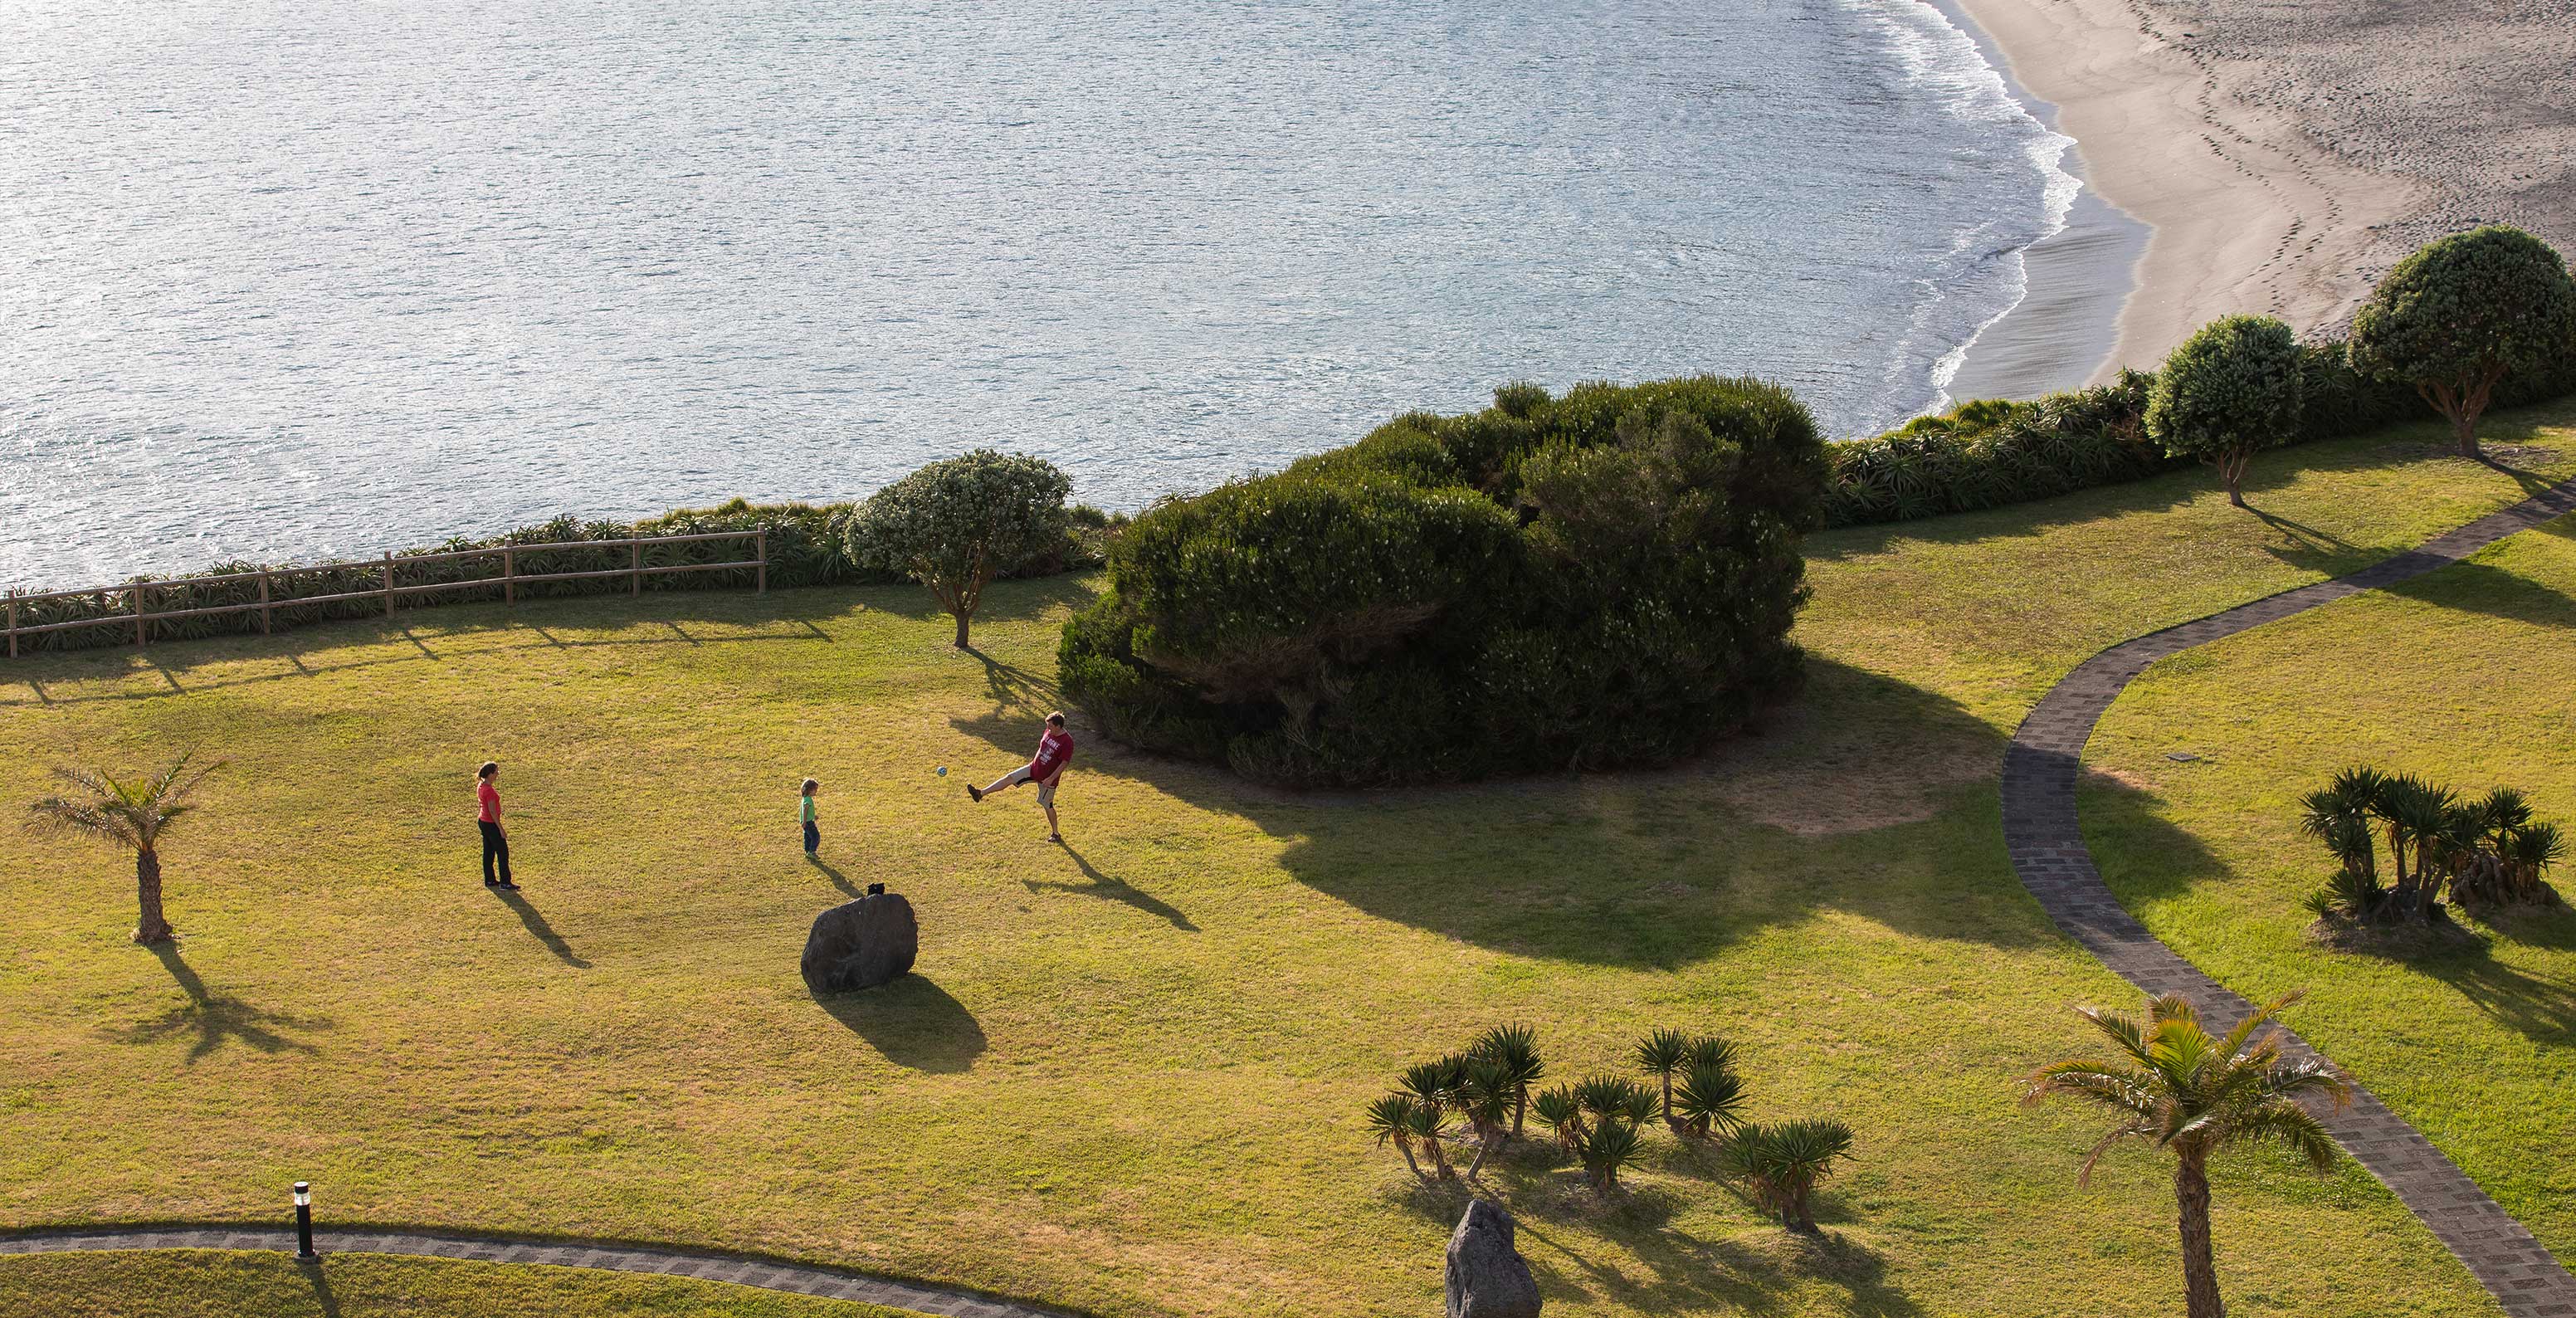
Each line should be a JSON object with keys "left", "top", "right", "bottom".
{"left": 803, "top": 821, "right": 820, "bottom": 854}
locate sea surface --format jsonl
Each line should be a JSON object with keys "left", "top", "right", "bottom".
{"left": 2, "top": 0, "right": 2094, "bottom": 586}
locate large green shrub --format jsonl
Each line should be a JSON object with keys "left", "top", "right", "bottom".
{"left": 2146, "top": 315, "right": 2304, "bottom": 508}
{"left": 2350, "top": 225, "right": 2576, "bottom": 459}
{"left": 845, "top": 449, "right": 1071, "bottom": 649}
{"left": 1059, "top": 375, "right": 1827, "bottom": 787}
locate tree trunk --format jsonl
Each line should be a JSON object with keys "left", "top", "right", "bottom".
{"left": 1395, "top": 1139, "right": 1424, "bottom": 1182}
{"left": 952, "top": 610, "right": 971, "bottom": 649}
{"left": 1466, "top": 1128, "right": 1491, "bottom": 1180}
{"left": 2175, "top": 1149, "right": 2226, "bottom": 1318}
{"left": 1511, "top": 1090, "right": 1527, "bottom": 1140}
{"left": 134, "top": 847, "right": 173, "bottom": 945}
{"left": 2221, "top": 451, "right": 2250, "bottom": 508}
{"left": 1791, "top": 1179, "right": 1820, "bottom": 1233}
{"left": 2454, "top": 407, "right": 2482, "bottom": 460}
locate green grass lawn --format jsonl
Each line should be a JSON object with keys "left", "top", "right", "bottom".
{"left": 0, "top": 1250, "right": 904, "bottom": 1317}
{"left": 2086, "top": 501, "right": 2576, "bottom": 1266}
{"left": 2, "top": 403, "right": 2569, "bottom": 1316}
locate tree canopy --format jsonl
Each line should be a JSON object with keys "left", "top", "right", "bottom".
{"left": 846, "top": 449, "right": 1070, "bottom": 648}
{"left": 2349, "top": 225, "right": 2576, "bottom": 458}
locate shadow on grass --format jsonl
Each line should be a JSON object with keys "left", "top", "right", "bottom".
{"left": 949, "top": 644, "right": 1068, "bottom": 755}
{"left": 304, "top": 1260, "right": 343, "bottom": 1317}
{"left": 811, "top": 975, "right": 988, "bottom": 1074}
{"left": 2383, "top": 556, "right": 2576, "bottom": 629}
{"left": 1084, "top": 657, "right": 2131, "bottom": 967}
{"left": 495, "top": 887, "right": 590, "bottom": 969}
{"left": 1517, "top": 1210, "right": 1922, "bottom": 1317}
{"left": 101, "top": 944, "right": 331, "bottom": 1063}
{"left": 808, "top": 855, "right": 862, "bottom": 898}
{"left": 1024, "top": 843, "right": 1196, "bottom": 930}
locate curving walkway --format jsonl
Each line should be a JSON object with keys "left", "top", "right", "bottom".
{"left": 2002, "top": 476, "right": 2576, "bottom": 1317}
{"left": 0, "top": 1224, "right": 1070, "bottom": 1318}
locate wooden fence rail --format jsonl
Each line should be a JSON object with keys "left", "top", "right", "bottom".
{"left": 3, "top": 530, "right": 768, "bottom": 659}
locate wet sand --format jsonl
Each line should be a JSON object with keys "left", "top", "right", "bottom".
{"left": 1949, "top": 0, "right": 2576, "bottom": 382}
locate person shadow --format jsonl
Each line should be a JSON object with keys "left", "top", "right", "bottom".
{"left": 492, "top": 887, "right": 590, "bottom": 968}
{"left": 1024, "top": 843, "right": 1198, "bottom": 931}
{"left": 807, "top": 855, "right": 861, "bottom": 899}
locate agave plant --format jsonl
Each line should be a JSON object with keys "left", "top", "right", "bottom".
{"left": 1717, "top": 1120, "right": 1856, "bottom": 1233}
{"left": 1366, "top": 1093, "right": 1428, "bottom": 1181}
{"left": 1532, "top": 1086, "right": 1585, "bottom": 1153}
{"left": 1633, "top": 1028, "right": 1692, "bottom": 1120}
{"left": 1573, "top": 1074, "right": 1657, "bottom": 1127}
{"left": 1672, "top": 1060, "right": 1748, "bottom": 1140}
{"left": 1470, "top": 1023, "right": 1544, "bottom": 1139}
{"left": 1577, "top": 1115, "right": 1644, "bottom": 1196}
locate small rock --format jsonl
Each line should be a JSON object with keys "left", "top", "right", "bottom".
{"left": 801, "top": 892, "right": 918, "bottom": 993}
{"left": 2166, "top": 751, "right": 2202, "bottom": 763}
{"left": 1446, "top": 1199, "right": 1540, "bottom": 1318}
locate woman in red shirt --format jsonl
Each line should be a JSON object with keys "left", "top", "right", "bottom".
{"left": 476, "top": 761, "right": 517, "bottom": 890}
{"left": 968, "top": 712, "right": 1074, "bottom": 842}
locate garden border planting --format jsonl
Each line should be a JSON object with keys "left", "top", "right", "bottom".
{"left": 2002, "top": 476, "right": 2576, "bottom": 1316}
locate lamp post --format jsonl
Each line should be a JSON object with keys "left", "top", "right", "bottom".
{"left": 293, "top": 1181, "right": 318, "bottom": 1262}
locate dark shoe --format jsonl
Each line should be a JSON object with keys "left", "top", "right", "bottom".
{"left": 968, "top": 785, "right": 984, "bottom": 803}
{"left": 485, "top": 878, "right": 500, "bottom": 887}
{"left": 1047, "top": 832, "right": 1063, "bottom": 843}
{"left": 495, "top": 881, "right": 520, "bottom": 891}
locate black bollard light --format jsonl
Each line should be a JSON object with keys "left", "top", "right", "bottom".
{"left": 292, "top": 1181, "right": 318, "bottom": 1262}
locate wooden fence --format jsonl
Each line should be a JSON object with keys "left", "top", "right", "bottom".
{"left": 2, "top": 530, "right": 767, "bottom": 658}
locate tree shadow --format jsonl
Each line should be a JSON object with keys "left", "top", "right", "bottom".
{"left": 1079, "top": 657, "right": 2087, "bottom": 967}
{"left": 808, "top": 855, "right": 861, "bottom": 898}
{"left": 2249, "top": 507, "right": 2363, "bottom": 574}
{"left": 2339, "top": 925, "right": 2576, "bottom": 1042}
{"left": 100, "top": 944, "right": 331, "bottom": 1063}
{"left": 1512, "top": 1213, "right": 1925, "bottom": 1317}
{"left": 1024, "top": 843, "right": 1197, "bottom": 930}
{"left": 494, "top": 887, "right": 590, "bottom": 969}
{"left": 2381, "top": 556, "right": 2576, "bottom": 630}
{"left": 809, "top": 975, "right": 988, "bottom": 1074}
{"left": 949, "top": 645, "right": 1066, "bottom": 755}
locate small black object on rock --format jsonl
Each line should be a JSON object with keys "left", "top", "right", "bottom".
{"left": 1446, "top": 1198, "right": 1539, "bottom": 1318}
{"left": 801, "top": 891, "right": 918, "bottom": 993}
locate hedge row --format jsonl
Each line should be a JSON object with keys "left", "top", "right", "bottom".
{"left": 8, "top": 497, "right": 1115, "bottom": 655}
{"left": 1821, "top": 339, "right": 2576, "bottom": 529}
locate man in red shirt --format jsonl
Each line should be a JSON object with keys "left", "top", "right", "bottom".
{"left": 476, "top": 760, "right": 518, "bottom": 890}
{"left": 969, "top": 712, "right": 1074, "bottom": 842}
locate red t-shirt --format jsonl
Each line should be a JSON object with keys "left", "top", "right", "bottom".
{"left": 1030, "top": 729, "right": 1074, "bottom": 782}
{"left": 476, "top": 780, "right": 500, "bottom": 823}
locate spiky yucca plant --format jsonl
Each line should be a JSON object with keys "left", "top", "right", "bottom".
{"left": 1455, "top": 1057, "right": 1518, "bottom": 1179}
{"left": 27, "top": 752, "right": 226, "bottom": 945}
{"left": 1673, "top": 1060, "right": 1748, "bottom": 1140}
{"left": 1717, "top": 1120, "right": 1855, "bottom": 1232}
{"left": 1633, "top": 1028, "right": 1692, "bottom": 1120}
{"left": 2022, "top": 993, "right": 2349, "bottom": 1318}
{"left": 1532, "top": 1086, "right": 1584, "bottom": 1153}
{"left": 1471, "top": 1023, "right": 1544, "bottom": 1140}
{"left": 1578, "top": 1115, "right": 1643, "bottom": 1196}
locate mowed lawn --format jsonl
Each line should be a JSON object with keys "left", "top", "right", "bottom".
{"left": 2, "top": 405, "right": 2569, "bottom": 1317}
{"left": 2086, "top": 503, "right": 2576, "bottom": 1265}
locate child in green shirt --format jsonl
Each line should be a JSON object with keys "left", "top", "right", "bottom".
{"left": 800, "top": 779, "right": 821, "bottom": 857}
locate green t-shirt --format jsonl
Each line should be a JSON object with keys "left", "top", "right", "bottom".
{"left": 800, "top": 796, "right": 817, "bottom": 823}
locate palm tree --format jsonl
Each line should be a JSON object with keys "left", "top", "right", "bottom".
{"left": 1717, "top": 1120, "right": 1855, "bottom": 1232}
{"left": 1471, "top": 1023, "right": 1544, "bottom": 1140}
{"left": 27, "top": 753, "right": 225, "bottom": 945}
{"left": 1672, "top": 1060, "right": 1748, "bottom": 1140}
{"left": 1633, "top": 1028, "right": 1691, "bottom": 1120}
{"left": 1399, "top": 1060, "right": 1461, "bottom": 1179}
{"left": 1532, "top": 1086, "right": 1584, "bottom": 1153}
{"left": 1577, "top": 1115, "right": 1643, "bottom": 1196}
{"left": 1366, "top": 1094, "right": 1428, "bottom": 1182}
{"left": 2022, "top": 993, "right": 2351, "bottom": 1318}
{"left": 1456, "top": 1057, "right": 1518, "bottom": 1179}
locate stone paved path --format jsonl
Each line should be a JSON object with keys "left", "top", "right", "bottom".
{"left": 2003, "top": 476, "right": 2576, "bottom": 1317}
{"left": 0, "top": 1224, "right": 1068, "bottom": 1317}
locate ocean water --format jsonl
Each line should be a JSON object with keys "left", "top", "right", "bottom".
{"left": 0, "top": 0, "right": 2086, "bottom": 587}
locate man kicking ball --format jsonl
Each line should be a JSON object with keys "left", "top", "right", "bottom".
{"left": 969, "top": 711, "right": 1074, "bottom": 842}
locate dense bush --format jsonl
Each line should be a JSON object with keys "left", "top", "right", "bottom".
{"left": 2350, "top": 225, "right": 2576, "bottom": 459}
{"left": 2299, "top": 765, "right": 2567, "bottom": 928}
{"left": 1060, "top": 375, "right": 1830, "bottom": 787}
{"left": 2146, "top": 315, "right": 2304, "bottom": 508}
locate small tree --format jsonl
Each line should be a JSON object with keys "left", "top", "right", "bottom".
{"left": 1716, "top": 1120, "right": 1854, "bottom": 1232}
{"left": 1366, "top": 1093, "right": 1429, "bottom": 1182}
{"left": 2022, "top": 992, "right": 2349, "bottom": 1318}
{"left": 2349, "top": 226, "right": 2576, "bottom": 460}
{"left": 27, "top": 753, "right": 225, "bottom": 945}
{"left": 847, "top": 450, "right": 1071, "bottom": 648}
{"left": 1469, "top": 1023, "right": 1544, "bottom": 1140}
{"left": 2145, "top": 315, "right": 2304, "bottom": 508}
{"left": 1633, "top": 1028, "right": 1691, "bottom": 1121}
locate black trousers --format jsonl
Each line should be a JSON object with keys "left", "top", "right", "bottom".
{"left": 480, "top": 820, "right": 512, "bottom": 884}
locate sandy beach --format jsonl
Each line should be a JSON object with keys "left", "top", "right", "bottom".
{"left": 1950, "top": 0, "right": 2576, "bottom": 380}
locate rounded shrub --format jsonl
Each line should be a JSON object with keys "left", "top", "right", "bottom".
{"left": 2146, "top": 314, "right": 2304, "bottom": 508}
{"left": 1059, "top": 375, "right": 1829, "bottom": 787}
{"left": 2350, "top": 225, "right": 2576, "bottom": 458}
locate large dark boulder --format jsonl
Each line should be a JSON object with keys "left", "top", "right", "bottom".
{"left": 1445, "top": 1198, "right": 1539, "bottom": 1318}
{"left": 801, "top": 892, "right": 918, "bottom": 993}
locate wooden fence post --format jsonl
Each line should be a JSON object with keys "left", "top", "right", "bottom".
{"left": 631, "top": 539, "right": 642, "bottom": 598}
{"left": 134, "top": 582, "right": 149, "bottom": 648}
{"left": 258, "top": 571, "right": 272, "bottom": 635}
{"left": 383, "top": 554, "right": 396, "bottom": 619}
{"left": 503, "top": 548, "right": 515, "bottom": 606}
{"left": 6, "top": 588, "right": 16, "bottom": 659}
{"left": 756, "top": 531, "right": 768, "bottom": 594}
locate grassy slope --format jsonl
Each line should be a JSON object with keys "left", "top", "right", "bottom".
{"left": 0, "top": 1250, "right": 903, "bottom": 1317}
{"left": 2086, "top": 503, "right": 2576, "bottom": 1262}
{"left": 1, "top": 403, "right": 2567, "bottom": 1316}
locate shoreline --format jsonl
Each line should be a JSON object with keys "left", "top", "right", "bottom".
{"left": 1928, "top": 0, "right": 2147, "bottom": 406}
